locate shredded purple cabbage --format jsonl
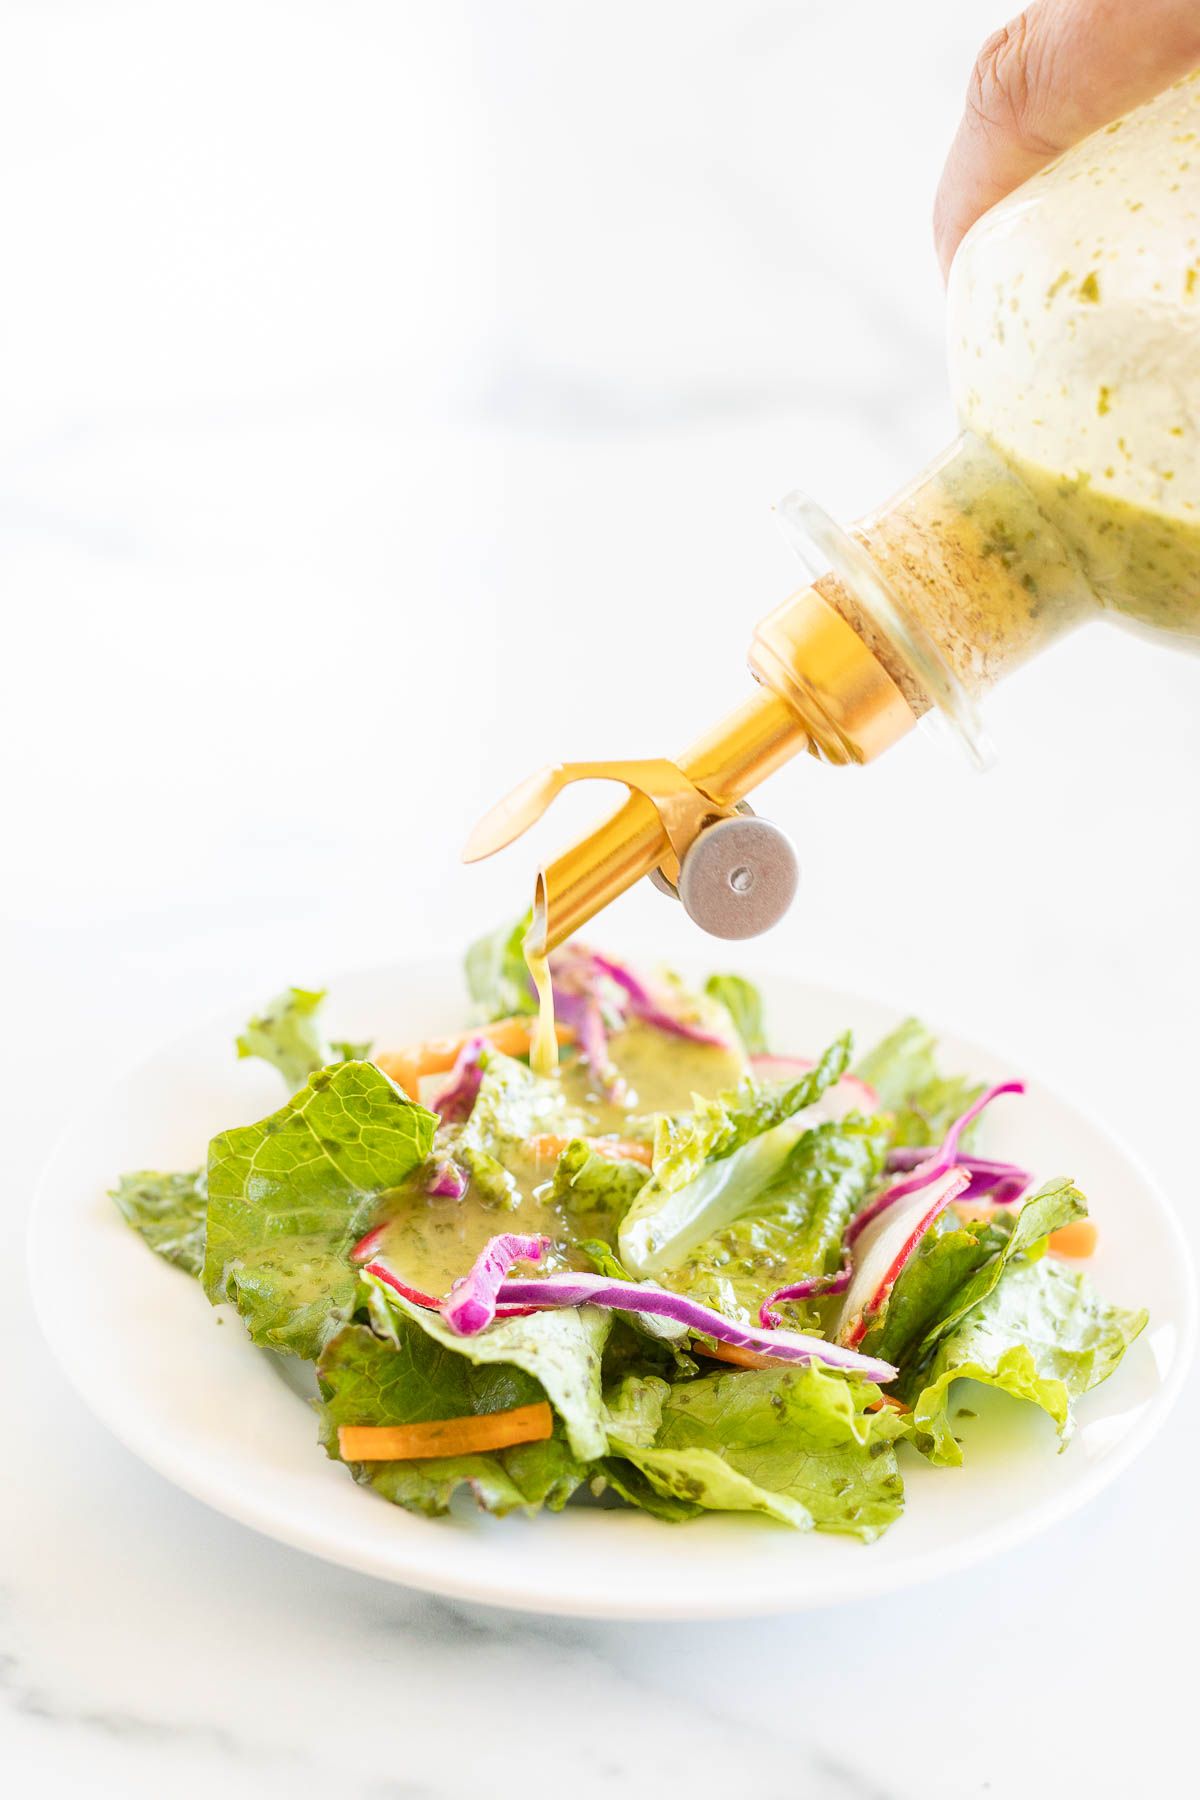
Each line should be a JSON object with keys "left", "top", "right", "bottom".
{"left": 548, "top": 979, "right": 625, "bottom": 1100}
{"left": 440, "top": 1233, "right": 550, "bottom": 1335}
{"left": 431, "top": 1035, "right": 487, "bottom": 1123}
{"left": 427, "top": 1157, "right": 469, "bottom": 1200}
{"left": 392, "top": 1237, "right": 896, "bottom": 1382}
{"left": 886, "top": 1148, "right": 1031, "bottom": 1206}
{"left": 759, "top": 1255, "right": 853, "bottom": 1328}
{"left": 587, "top": 950, "right": 728, "bottom": 1047}
{"left": 847, "top": 1081, "right": 1026, "bottom": 1247}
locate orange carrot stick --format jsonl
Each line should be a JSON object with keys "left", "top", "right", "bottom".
{"left": 697, "top": 1340, "right": 794, "bottom": 1372}
{"left": 951, "top": 1202, "right": 1098, "bottom": 1259}
{"left": 376, "top": 1017, "right": 577, "bottom": 1099}
{"left": 338, "top": 1401, "right": 553, "bottom": 1462}
{"left": 1047, "top": 1219, "right": 1098, "bottom": 1258}
{"left": 526, "top": 1133, "right": 653, "bottom": 1168}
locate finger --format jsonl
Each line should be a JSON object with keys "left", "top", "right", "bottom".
{"left": 934, "top": 0, "right": 1200, "bottom": 278}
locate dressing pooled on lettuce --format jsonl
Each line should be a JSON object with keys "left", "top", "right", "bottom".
{"left": 111, "top": 926, "right": 1146, "bottom": 1540}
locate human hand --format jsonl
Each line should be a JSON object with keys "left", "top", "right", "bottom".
{"left": 934, "top": 0, "right": 1200, "bottom": 277}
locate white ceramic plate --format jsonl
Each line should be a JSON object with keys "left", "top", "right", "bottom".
{"left": 28, "top": 954, "right": 1195, "bottom": 1618}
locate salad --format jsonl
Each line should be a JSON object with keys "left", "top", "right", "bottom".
{"left": 111, "top": 922, "right": 1146, "bottom": 1542}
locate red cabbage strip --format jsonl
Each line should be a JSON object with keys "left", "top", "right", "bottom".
{"left": 886, "top": 1149, "right": 1031, "bottom": 1206}
{"left": 847, "top": 1081, "right": 1025, "bottom": 1247}
{"left": 427, "top": 1157, "right": 469, "bottom": 1200}
{"left": 586, "top": 951, "right": 729, "bottom": 1047}
{"left": 531, "top": 944, "right": 729, "bottom": 1066}
{"left": 550, "top": 983, "right": 624, "bottom": 1100}
{"left": 376, "top": 1239, "right": 897, "bottom": 1381}
{"left": 491, "top": 1275, "right": 895, "bottom": 1381}
{"left": 759, "top": 1255, "right": 853, "bottom": 1328}
{"left": 439, "top": 1233, "right": 550, "bottom": 1334}
{"left": 431, "top": 1035, "right": 487, "bottom": 1122}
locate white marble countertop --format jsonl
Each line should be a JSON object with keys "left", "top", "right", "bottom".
{"left": 4, "top": 4, "right": 1198, "bottom": 1794}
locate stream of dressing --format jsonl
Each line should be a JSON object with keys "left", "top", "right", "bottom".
{"left": 524, "top": 887, "right": 558, "bottom": 1077}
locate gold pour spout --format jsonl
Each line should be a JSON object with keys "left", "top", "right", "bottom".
{"left": 464, "top": 586, "right": 918, "bottom": 953}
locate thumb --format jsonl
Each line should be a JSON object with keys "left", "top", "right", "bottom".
{"left": 934, "top": 0, "right": 1200, "bottom": 279}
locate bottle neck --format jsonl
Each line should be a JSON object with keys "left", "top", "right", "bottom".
{"left": 820, "top": 432, "right": 1094, "bottom": 706}
{"left": 752, "top": 432, "right": 1097, "bottom": 769}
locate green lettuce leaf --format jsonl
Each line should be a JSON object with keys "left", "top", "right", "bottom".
{"left": 542, "top": 1138, "right": 648, "bottom": 1222}
{"left": 316, "top": 1315, "right": 585, "bottom": 1518}
{"left": 854, "top": 1018, "right": 983, "bottom": 1148}
{"left": 618, "top": 1033, "right": 852, "bottom": 1278}
{"left": 440, "top": 1047, "right": 584, "bottom": 1212}
{"left": 464, "top": 914, "right": 535, "bottom": 1020}
{"left": 596, "top": 1458, "right": 705, "bottom": 1520}
{"left": 703, "top": 973, "right": 767, "bottom": 1055}
{"left": 605, "top": 1363, "right": 907, "bottom": 1540}
{"left": 864, "top": 1178, "right": 1087, "bottom": 1372}
{"left": 459, "top": 1049, "right": 580, "bottom": 1161}
{"left": 234, "top": 985, "right": 373, "bottom": 1089}
{"left": 110, "top": 1168, "right": 207, "bottom": 1277}
{"left": 362, "top": 1274, "right": 611, "bottom": 1460}
{"left": 910, "top": 1258, "right": 1148, "bottom": 1465}
{"left": 202, "top": 1061, "right": 437, "bottom": 1360}
{"left": 235, "top": 986, "right": 333, "bottom": 1090}
{"left": 603, "top": 1370, "right": 673, "bottom": 1445}
{"left": 654, "top": 1115, "right": 886, "bottom": 1324}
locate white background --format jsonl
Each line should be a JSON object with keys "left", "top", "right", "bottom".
{"left": 3, "top": 2, "right": 1196, "bottom": 1794}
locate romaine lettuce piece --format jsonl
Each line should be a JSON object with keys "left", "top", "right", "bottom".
{"left": 605, "top": 1363, "right": 907, "bottom": 1539}
{"left": 235, "top": 986, "right": 329, "bottom": 1090}
{"left": 597, "top": 1458, "right": 705, "bottom": 1520}
{"left": 234, "top": 985, "right": 371, "bottom": 1090}
{"left": 464, "top": 915, "right": 535, "bottom": 1021}
{"left": 653, "top": 1116, "right": 886, "bottom": 1323}
{"left": 110, "top": 1168, "right": 207, "bottom": 1277}
{"left": 618, "top": 1034, "right": 852, "bottom": 1278}
{"left": 909, "top": 1258, "right": 1148, "bottom": 1465}
{"left": 864, "top": 1178, "right": 1086, "bottom": 1371}
{"left": 703, "top": 973, "right": 767, "bottom": 1055}
{"left": 362, "top": 1274, "right": 611, "bottom": 1460}
{"left": 542, "top": 1138, "right": 649, "bottom": 1221}
{"left": 317, "top": 1316, "right": 584, "bottom": 1517}
{"left": 459, "top": 1048, "right": 581, "bottom": 1160}
{"left": 854, "top": 1018, "right": 983, "bottom": 1148}
{"left": 203, "top": 1061, "right": 436, "bottom": 1360}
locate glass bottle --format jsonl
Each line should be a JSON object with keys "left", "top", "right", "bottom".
{"left": 473, "top": 74, "right": 1200, "bottom": 950}
{"left": 764, "top": 70, "right": 1200, "bottom": 764}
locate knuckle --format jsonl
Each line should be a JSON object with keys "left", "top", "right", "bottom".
{"left": 966, "top": 11, "right": 1060, "bottom": 156}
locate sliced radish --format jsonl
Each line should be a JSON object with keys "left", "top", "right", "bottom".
{"left": 350, "top": 1222, "right": 389, "bottom": 1265}
{"left": 749, "top": 1053, "right": 879, "bottom": 1120}
{"left": 365, "top": 1260, "right": 539, "bottom": 1319}
{"left": 835, "top": 1165, "right": 972, "bottom": 1349}
{"left": 847, "top": 1081, "right": 1025, "bottom": 1249}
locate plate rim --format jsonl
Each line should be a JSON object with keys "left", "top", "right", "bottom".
{"left": 27, "top": 953, "right": 1199, "bottom": 1619}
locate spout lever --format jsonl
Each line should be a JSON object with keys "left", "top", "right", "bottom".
{"left": 463, "top": 757, "right": 736, "bottom": 883}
